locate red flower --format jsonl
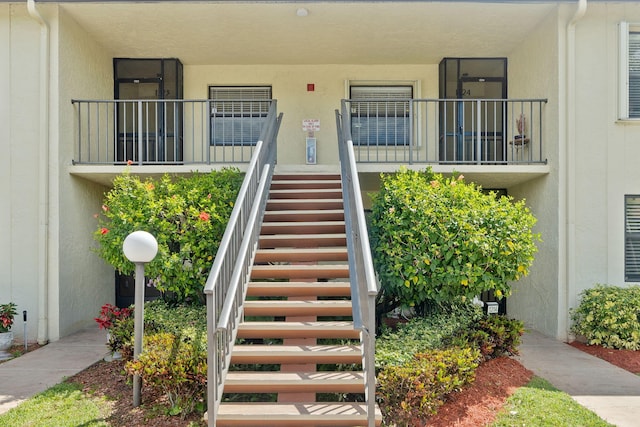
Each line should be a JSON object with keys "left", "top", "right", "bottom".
{"left": 127, "top": 160, "right": 133, "bottom": 165}
{"left": 199, "top": 212, "right": 210, "bottom": 221}
{"left": 100, "top": 227, "right": 109, "bottom": 235}
{"left": 95, "top": 303, "right": 132, "bottom": 330}
{"left": 102, "top": 205, "right": 109, "bottom": 212}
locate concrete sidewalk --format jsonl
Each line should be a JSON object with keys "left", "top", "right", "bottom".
{"left": 516, "top": 331, "right": 640, "bottom": 427}
{"left": 0, "top": 327, "right": 107, "bottom": 415}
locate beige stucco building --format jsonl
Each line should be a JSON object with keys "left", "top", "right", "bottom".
{"left": 1, "top": 0, "right": 638, "bottom": 344}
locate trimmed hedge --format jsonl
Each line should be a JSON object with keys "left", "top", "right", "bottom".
{"left": 571, "top": 284, "right": 640, "bottom": 350}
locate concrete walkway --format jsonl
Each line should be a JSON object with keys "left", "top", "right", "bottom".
{"left": 516, "top": 331, "right": 640, "bottom": 427}
{"left": 0, "top": 327, "right": 107, "bottom": 415}
{"left": 0, "top": 328, "right": 639, "bottom": 426}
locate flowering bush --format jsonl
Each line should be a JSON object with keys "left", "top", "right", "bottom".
{"left": 94, "top": 303, "right": 132, "bottom": 330}
{"left": 94, "top": 169, "right": 242, "bottom": 304}
{"left": 0, "top": 302, "right": 17, "bottom": 333}
{"left": 370, "top": 168, "right": 540, "bottom": 316}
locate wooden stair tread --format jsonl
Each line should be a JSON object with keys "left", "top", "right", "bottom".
{"left": 237, "top": 321, "right": 360, "bottom": 339}
{"left": 266, "top": 199, "right": 344, "bottom": 210}
{"left": 260, "top": 221, "right": 346, "bottom": 235}
{"left": 270, "top": 180, "right": 342, "bottom": 190}
{"left": 272, "top": 174, "right": 341, "bottom": 181}
{"left": 247, "top": 281, "right": 351, "bottom": 297}
{"left": 269, "top": 189, "right": 343, "bottom": 199}
{"left": 216, "top": 402, "right": 381, "bottom": 427}
{"left": 255, "top": 247, "right": 348, "bottom": 263}
{"left": 263, "top": 209, "right": 344, "bottom": 222}
{"left": 251, "top": 264, "right": 349, "bottom": 279}
{"left": 224, "top": 371, "right": 365, "bottom": 393}
{"left": 243, "top": 300, "right": 352, "bottom": 317}
{"left": 231, "top": 345, "right": 362, "bottom": 364}
{"left": 259, "top": 234, "right": 347, "bottom": 248}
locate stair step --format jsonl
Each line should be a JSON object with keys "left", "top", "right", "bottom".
{"left": 247, "top": 281, "right": 352, "bottom": 297}
{"left": 269, "top": 189, "right": 343, "bottom": 200}
{"left": 266, "top": 199, "right": 344, "bottom": 211}
{"left": 216, "top": 402, "right": 381, "bottom": 427}
{"left": 251, "top": 264, "right": 350, "bottom": 280}
{"left": 230, "top": 345, "right": 362, "bottom": 364}
{"left": 224, "top": 371, "right": 365, "bottom": 394}
{"left": 255, "top": 248, "right": 348, "bottom": 263}
{"left": 263, "top": 209, "right": 344, "bottom": 222}
{"left": 273, "top": 174, "right": 341, "bottom": 181}
{"left": 237, "top": 321, "right": 360, "bottom": 339}
{"left": 260, "top": 221, "right": 345, "bottom": 235}
{"left": 243, "top": 300, "right": 353, "bottom": 317}
{"left": 259, "top": 233, "right": 347, "bottom": 248}
{"left": 270, "top": 179, "right": 342, "bottom": 190}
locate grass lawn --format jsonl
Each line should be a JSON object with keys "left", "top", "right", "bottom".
{"left": 0, "top": 382, "right": 112, "bottom": 427}
{"left": 492, "top": 376, "right": 615, "bottom": 427}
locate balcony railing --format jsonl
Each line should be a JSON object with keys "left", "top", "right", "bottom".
{"left": 71, "top": 99, "right": 275, "bottom": 165}
{"left": 344, "top": 98, "right": 547, "bottom": 165}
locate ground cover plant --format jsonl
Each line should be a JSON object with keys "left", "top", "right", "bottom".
{"left": 369, "top": 168, "right": 539, "bottom": 320}
{"left": 94, "top": 169, "right": 242, "bottom": 304}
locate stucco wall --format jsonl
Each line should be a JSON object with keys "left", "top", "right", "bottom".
{"left": 0, "top": 4, "right": 43, "bottom": 342}
{"left": 185, "top": 64, "right": 438, "bottom": 165}
{"left": 506, "top": 9, "right": 562, "bottom": 338}
{"left": 56, "top": 6, "right": 114, "bottom": 338}
{"left": 571, "top": 3, "right": 640, "bottom": 306}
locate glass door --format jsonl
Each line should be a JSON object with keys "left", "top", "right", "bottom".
{"left": 116, "top": 80, "right": 162, "bottom": 162}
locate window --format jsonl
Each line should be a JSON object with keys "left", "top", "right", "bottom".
{"left": 619, "top": 23, "right": 640, "bottom": 119}
{"left": 349, "top": 85, "right": 412, "bottom": 146}
{"left": 209, "top": 86, "right": 272, "bottom": 145}
{"left": 625, "top": 195, "right": 640, "bottom": 281}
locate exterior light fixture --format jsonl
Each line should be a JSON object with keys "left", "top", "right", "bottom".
{"left": 123, "top": 230, "right": 158, "bottom": 407}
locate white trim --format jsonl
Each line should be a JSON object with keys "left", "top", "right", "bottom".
{"left": 619, "top": 21, "right": 630, "bottom": 120}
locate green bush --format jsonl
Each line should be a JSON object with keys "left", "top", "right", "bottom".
{"left": 375, "top": 301, "right": 483, "bottom": 369}
{"left": 571, "top": 284, "right": 640, "bottom": 350}
{"left": 107, "top": 300, "right": 207, "bottom": 358}
{"left": 376, "top": 347, "right": 480, "bottom": 427}
{"left": 94, "top": 169, "right": 243, "bottom": 304}
{"left": 369, "top": 168, "right": 539, "bottom": 315}
{"left": 125, "top": 332, "right": 207, "bottom": 417}
{"left": 449, "top": 315, "right": 525, "bottom": 360}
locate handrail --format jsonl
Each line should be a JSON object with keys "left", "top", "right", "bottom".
{"left": 336, "top": 104, "right": 379, "bottom": 427}
{"left": 204, "top": 102, "right": 281, "bottom": 426}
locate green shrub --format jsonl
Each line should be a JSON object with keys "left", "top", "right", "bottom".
{"left": 376, "top": 347, "right": 480, "bottom": 426}
{"left": 94, "top": 169, "right": 243, "bottom": 304}
{"left": 375, "top": 301, "right": 483, "bottom": 369}
{"left": 449, "top": 315, "right": 524, "bottom": 360}
{"left": 571, "top": 284, "right": 640, "bottom": 350}
{"left": 125, "top": 332, "right": 207, "bottom": 417}
{"left": 369, "top": 168, "right": 539, "bottom": 315}
{"left": 107, "top": 300, "right": 207, "bottom": 358}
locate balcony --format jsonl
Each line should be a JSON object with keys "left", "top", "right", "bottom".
{"left": 71, "top": 98, "right": 547, "bottom": 188}
{"left": 343, "top": 98, "right": 547, "bottom": 166}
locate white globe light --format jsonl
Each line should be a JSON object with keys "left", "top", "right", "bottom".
{"left": 123, "top": 231, "right": 158, "bottom": 263}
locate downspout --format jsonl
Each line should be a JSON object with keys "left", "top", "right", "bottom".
{"left": 26, "top": 0, "right": 50, "bottom": 345}
{"left": 561, "top": 0, "right": 587, "bottom": 340}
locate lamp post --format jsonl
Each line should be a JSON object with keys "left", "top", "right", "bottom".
{"left": 122, "top": 230, "right": 158, "bottom": 407}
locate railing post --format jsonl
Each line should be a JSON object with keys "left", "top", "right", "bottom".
{"left": 476, "top": 99, "right": 482, "bottom": 164}
{"left": 137, "top": 101, "right": 143, "bottom": 165}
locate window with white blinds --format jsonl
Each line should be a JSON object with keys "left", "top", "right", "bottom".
{"left": 619, "top": 23, "right": 640, "bottom": 119}
{"left": 349, "top": 85, "right": 412, "bottom": 146}
{"left": 625, "top": 195, "right": 640, "bottom": 281}
{"left": 209, "top": 86, "right": 272, "bottom": 145}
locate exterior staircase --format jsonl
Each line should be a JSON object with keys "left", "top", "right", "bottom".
{"left": 216, "top": 173, "right": 381, "bottom": 427}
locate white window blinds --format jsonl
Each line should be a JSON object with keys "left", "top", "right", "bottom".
{"left": 349, "top": 85, "right": 412, "bottom": 146}
{"left": 625, "top": 196, "right": 640, "bottom": 281}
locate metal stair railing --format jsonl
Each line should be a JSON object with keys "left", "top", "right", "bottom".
{"left": 204, "top": 102, "right": 281, "bottom": 426}
{"left": 336, "top": 103, "right": 380, "bottom": 427}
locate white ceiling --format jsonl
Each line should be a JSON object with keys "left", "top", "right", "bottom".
{"left": 60, "top": 2, "right": 557, "bottom": 65}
